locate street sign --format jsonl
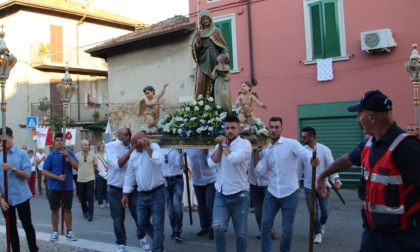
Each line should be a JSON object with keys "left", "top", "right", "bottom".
{"left": 26, "top": 116, "right": 38, "bottom": 129}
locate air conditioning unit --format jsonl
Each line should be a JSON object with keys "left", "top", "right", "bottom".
{"left": 360, "top": 28, "right": 397, "bottom": 53}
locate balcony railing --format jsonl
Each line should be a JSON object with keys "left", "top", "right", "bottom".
{"left": 31, "top": 102, "right": 109, "bottom": 124}
{"left": 30, "top": 43, "right": 108, "bottom": 75}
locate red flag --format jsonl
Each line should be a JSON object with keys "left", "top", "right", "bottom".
{"left": 46, "top": 127, "right": 53, "bottom": 146}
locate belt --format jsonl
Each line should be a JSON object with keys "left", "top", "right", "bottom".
{"left": 140, "top": 184, "right": 165, "bottom": 194}
{"left": 109, "top": 185, "right": 122, "bottom": 191}
{"left": 165, "top": 175, "right": 183, "bottom": 181}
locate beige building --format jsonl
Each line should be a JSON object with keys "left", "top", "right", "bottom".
{"left": 87, "top": 16, "right": 196, "bottom": 133}
{"left": 0, "top": 0, "right": 144, "bottom": 151}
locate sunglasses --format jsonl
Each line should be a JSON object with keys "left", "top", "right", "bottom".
{"left": 84, "top": 155, "right": 87, "bottom": 162}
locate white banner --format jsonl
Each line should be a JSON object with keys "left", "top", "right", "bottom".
{"left": 36, "top": 126, "right": 49, "bottom": 149}
{"left": 64, "top": 128, "right": 76, "bottom": 146}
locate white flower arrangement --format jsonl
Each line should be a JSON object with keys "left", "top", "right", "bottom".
{"left": 157, "top": 95, "right": 229, "bottom": 137}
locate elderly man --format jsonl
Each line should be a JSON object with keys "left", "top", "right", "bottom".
{"left": 122, "top": 131, "right": 166, "bottom": 252}
{"left": 317, "top": 90, "right": 420, "bottom": 252}
{"left": 75, "top": 139, "right": 97, "bottom": 221}
{"left": 106, "top": 127, "right": 150, "bottom": 252}
{"left": 208, "top": 115, "right": 252, "bottom": 252}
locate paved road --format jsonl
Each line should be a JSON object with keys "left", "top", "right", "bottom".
{"left": 1, "top": 189, "right": 363, "bottom": 252}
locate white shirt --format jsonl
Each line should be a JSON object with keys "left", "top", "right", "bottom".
{"left": 123, "top": 143, "right": 165, "bottom": 193}
{"left": 161, "top": 149, "right": 183, "bottom": 177}
{"left": 255, "top": 136, "right": 313, "bottom": 198}
{"left": 297, "top": 143, "right": 339, "bottom": 189}
{"left": 30, "top": 155, "right": 36, "bottom": 172}
{"left": 106, "top": 139, "right": 132, "bottom": 188}
{"left": 248, "top": 151, "right": 269, "bottom": 186}
{"left": 184, "top": 149, "right": 217, "bottom": 186}
{"left": 35, "top": 152, "right": 46, "bottom": 170}
{"left": 208, "top": 136, "right": 252, "bottom": 195}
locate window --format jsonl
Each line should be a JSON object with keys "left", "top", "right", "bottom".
{"left": 214, "top": 14, "right": 238, "bottom": 71}
{"left": 303, "top": 0, "right": 348, "bottom": 62}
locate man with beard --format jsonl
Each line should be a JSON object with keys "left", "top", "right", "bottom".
{"left": 208, "top": 115, "right": 252, "bottom": 252}
{"left": 255, "top": 117, "right": 318, "bottom": 252}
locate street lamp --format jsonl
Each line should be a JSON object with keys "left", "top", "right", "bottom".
{"left": 0, "top": 28, "right": 17, "bottom": 252}
{"left": 55, "top": 66, "right": 77, "bottom": 235}
{"left": 404, "top": 43, "right": 420, "bottom": 127}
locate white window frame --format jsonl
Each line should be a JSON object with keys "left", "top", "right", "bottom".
{"left": 213, "top": 13, "right": 239, "bottom": 72}
{"left": 302, "top": 0, "right": 349, "bottom": 64}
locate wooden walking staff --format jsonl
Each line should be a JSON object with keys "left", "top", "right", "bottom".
{"left": 0, "top": 27, "right": 17, "bottom": 252}
{"left": 183, "top": 152, "right": 193, "bottom": 225}
{"left": 308, "top": 148, "right": 317, "bottom": 252}
{"left": 56, "top": 67, "right": 77, "bottom": 235}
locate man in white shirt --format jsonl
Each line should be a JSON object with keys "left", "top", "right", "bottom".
{"left": 208, "top": 115, "right": 252, "bottom": 252}
{"left": 255, "top": 117, "right": 318, "bottom": 252}
{"left": 162, "top": 148, "right": 184, "bottom": 242}
{"left": 35, "top": 148, "right": 46, "bottom": 195}
{"left": 106, "top": 128, "right": 150, "bottom": 252}
{"left": 297, "top": 126, "right": 341, "bottom": 244}
{"left": 122, "top": 131, "right": 165, "bottom": 252}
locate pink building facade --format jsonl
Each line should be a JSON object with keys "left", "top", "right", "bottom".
{"left": 189, "top": 0, "right": 419, "bottom": 161}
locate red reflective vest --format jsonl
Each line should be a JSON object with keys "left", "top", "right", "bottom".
{"left": 361, "top": 133, "right": 420, "bottom": 232}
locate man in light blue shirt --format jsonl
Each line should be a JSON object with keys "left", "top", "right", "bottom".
{"left": 0, "top": 126, "right": 38, "bottom": 251}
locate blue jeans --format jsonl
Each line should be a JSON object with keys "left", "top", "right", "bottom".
{"left": 108, "top": 186, "right": 145, "bottom": 245}
{"left": 194, "top": 182, "right": 216, "bottom": 233}
{"left": 78, "top": 180, "right": 94, "bottom": 217}
{"left": 250, "top": 184, "right": 268, "bottom": 231}
{"left": 261, "top": 190, "right": 299, "bottom": 252}
{"left": 166, "top": 177, "right": 184, "bottom": 232}
{"left": 137, "top": 186, "right": 166, "bottom": 252}
{"left": 213, "top": 190, "right": 249, "bottom": 252}
{"left": 304, "top": 187, "right": 330, "bottom": 235}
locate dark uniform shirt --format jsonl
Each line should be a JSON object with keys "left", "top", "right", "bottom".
{"left": 348, "top": 122, "right": 420, "bottom": 223}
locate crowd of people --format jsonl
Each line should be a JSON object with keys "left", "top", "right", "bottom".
{"left": 1, "top": 89, "right": 419, "bottom": 252}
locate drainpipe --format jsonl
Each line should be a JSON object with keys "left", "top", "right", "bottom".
{"left": 247, "top": 0, "right": 257, "bottom": 86}
{"left": 76, "top": 15, "right": 86, "bottom": 120}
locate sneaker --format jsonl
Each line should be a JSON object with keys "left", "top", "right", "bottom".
{"left": 174, "top": 231, "right": 182, "bottom": 242}
{"left": 49, "top": 231, "right": 59, "bottom": 242}
{"left": 321, "top": 224, "right": 325, "bottom": 235}
{"left": 314, "top": 233, "right": 322, "bottom": 244}
{"left": 169, "top": 231, "right": 176, "bottom": 240}
{"left": 271, "top": 228, "right": 276, "bottom": 240}
{"left": 116, "top": 244, "right": 126, "bottom": 252}
{"left": 66, "top": 231, "right": 78, "bottom": 241}
{"left": 99, "top": 204, "right": 105, "bottom": 209}
{"left": 140, "top": 237, "right": 151, "bottom": 251}
{"left": 196, "top": 230, "right": 209, "bottom": 236}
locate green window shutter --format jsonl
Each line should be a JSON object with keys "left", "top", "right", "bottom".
{"left": 323, "top": 0, "right": 340, "bottom": 58}
{"left": 310, "top": 2, "right": 324, "bottom": 60}
{"left": 215, "top": 20, "right": 234, "bottom": 69}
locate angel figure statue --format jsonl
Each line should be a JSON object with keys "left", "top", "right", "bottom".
{"left": 139, "top": 83, "right": 169, "bottom": 134}
{"left": 235, "top": 82, "right": 267, "bottom": 134}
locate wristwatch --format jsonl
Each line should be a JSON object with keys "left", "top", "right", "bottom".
{"left": 221, "top": 144, "right": 228, "bottom": 148}
{"left": 12, "top": 167, "right": 16, "bottom": 172}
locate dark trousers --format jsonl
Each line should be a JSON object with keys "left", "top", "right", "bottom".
{"left": 36, "top": 170, "right": 44, "bottom": 195}
{"left": 1, "top": 199, "right": 38, "bottom": 252}
{"left": 78, "top": 180, "right": 95, "bottom": 217}
{"left": 73, "top": 174, "right": 80, "bottom": 199}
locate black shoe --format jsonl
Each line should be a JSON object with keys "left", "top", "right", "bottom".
{"left": 88, "top": 215, "right": 93, "bottom": 221}
{"left": 196, "top": 230, "right": 209, "bottom": 236}
{"left": 174, "top": 231, "right": 182, "bottom": 242}
{"left": 169, "top": 231, "right": 176, "bottom": 240}
{"left": 256, "top": 235, "right": 261, "bottom": 239}
{"left": 83, "top": 213, "right": 88, "bottom": 219}
{"left": 209, "top": 232, "right": 214, "bottom": 240}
